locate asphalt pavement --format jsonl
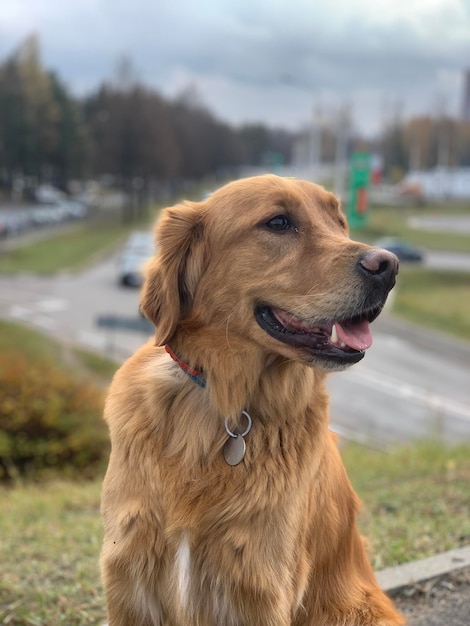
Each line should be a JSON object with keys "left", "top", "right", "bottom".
{"left": 327, "top": 312, "right": 470, "bottom": 448}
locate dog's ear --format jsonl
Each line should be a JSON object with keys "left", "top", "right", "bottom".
{"left": 140, "top": 202, "right": 206, "bottom": 346}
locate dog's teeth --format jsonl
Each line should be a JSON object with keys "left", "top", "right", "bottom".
{"left": 330, "top": 324, "right": 338, "bottom": 344}
{"left": 329, "top": 325, "right": 349, "bottom": 349}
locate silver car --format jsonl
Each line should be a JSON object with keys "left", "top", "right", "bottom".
{"left": 117, "top": 231, "right": 154, "bottom": 287}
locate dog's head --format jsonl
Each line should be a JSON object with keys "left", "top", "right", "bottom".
{"left": 141, "top": 175, "right": 398, "bottom": 372}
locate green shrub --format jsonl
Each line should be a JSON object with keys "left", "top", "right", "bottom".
{"left": 0, "top": 354, "right": 109, "bottom": 481}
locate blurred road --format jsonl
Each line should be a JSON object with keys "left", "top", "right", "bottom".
{"left": 328, "top": 316, "right": 470, "bottom": 446}
{"left": 1, "top": 254, "right": 149, "bottom": 359}
{"left": 1, "top": 252, "right": 470, "bottom": 447}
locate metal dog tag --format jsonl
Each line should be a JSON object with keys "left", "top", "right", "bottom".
{"left": 223, "top": 411, "right": 252, "bottom": 466}
{"left": 223, "top": 434, "right": 246, "bottom": 466}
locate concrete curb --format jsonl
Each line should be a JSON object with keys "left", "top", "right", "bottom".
{"left": 376, "top": 545, "right": 470, "bottom": 594}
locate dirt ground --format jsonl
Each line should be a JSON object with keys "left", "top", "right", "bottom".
{"left": 393, "top": 566, "right": 470, "bottom": 626}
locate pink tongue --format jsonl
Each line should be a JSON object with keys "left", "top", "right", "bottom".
{"left": 335, "top": 319, "right": 373, "bottom": 351}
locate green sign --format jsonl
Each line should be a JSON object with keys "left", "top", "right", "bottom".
{"left": 347, "top": 151, "right": 371, "bottom": 228}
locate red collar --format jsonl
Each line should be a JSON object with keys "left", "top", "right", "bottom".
{"left": 165, "top": 345, "right": 206, "bottom": 388}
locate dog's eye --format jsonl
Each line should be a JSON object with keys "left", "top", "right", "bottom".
{"left": 265, "top": 215, "right": 292, "bottom": 231}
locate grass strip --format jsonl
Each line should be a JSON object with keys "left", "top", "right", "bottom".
{"left": 343, "top": 440, "right": 470, "bottom": 570}
{"left": 393, "top": 268, "right": 470, "bottom": 341}
{"left": 0, "top": 481, "right": 104, "bottom": 626}
{"left": 0, "top": 221, "right": 131, "bottom": 275}
{"left": 0, "top": 319, "right": 119, "bottom": 382}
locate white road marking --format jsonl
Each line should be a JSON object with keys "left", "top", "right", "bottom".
{"left": 35, "top": 298, "right": 68, "bottom": 313}
{"left": 346, "top": 367, "right": 470, "bottom": 422}
{"left": 77, "top": 330, "right": 108, "bottom": 349}
{"left": 9, "top": 305, "right": 30, "bottom": 319}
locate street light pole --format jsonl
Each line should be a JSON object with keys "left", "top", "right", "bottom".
{"left": 333, "top": 104, "right": 351, "bottom": 201}
{"left": 309, "top": 105, "right": 323, "bottom": 177}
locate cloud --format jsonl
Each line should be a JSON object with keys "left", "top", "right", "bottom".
{"left": 1, "top": 0, "right": 469, "bottom": 133}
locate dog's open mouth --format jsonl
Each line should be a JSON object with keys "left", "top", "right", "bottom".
{"left": 255, "top": 304, "right": 383, "bottom": 365}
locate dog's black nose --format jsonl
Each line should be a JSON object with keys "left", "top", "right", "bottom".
{"left": 357, "top": 248, "right": 399, "bottom": 286}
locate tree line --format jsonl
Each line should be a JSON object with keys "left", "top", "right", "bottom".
{"left": 1, "top": 34, "right": 470, "bottom": 203}
{"left": 0, "top": 35, "right": 293, "bottom": 202}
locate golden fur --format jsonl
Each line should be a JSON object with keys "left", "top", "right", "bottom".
{"left": 101, "top": 175, "right": 404, "bottom": 625}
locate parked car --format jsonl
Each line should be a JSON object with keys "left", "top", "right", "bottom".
{"left": 0, "top": 211, "right": 31, "bottom": 237}
{"left": 117, "top": 231, "right": 154, "bottom": 287}
{"left": 123, "top": 230, "right": 154, "bottom": 249}
{"left": 374, "top": 237, "right": 424, "bottom": 262}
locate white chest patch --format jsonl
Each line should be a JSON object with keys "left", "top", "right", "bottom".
{"left": 175, "top": 533, "right": 191, "bottom": 609}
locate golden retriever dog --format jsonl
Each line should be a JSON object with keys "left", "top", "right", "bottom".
{"left": 101, "top": 174, "right": 404, "bottom": 625}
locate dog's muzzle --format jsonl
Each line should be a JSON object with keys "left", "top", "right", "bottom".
{"left": 255, "top": 247, "right": 399, "bottom": 370}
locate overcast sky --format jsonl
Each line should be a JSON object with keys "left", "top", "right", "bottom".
{"left": 1, "top": 0, "right": 470, "bottom": 135}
